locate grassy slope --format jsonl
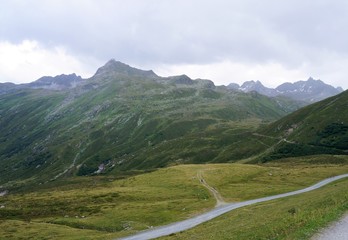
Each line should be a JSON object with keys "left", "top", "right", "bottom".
{"left": 257, "top": 90, "right": 348, "bottom": 161}
{"left": 0, "top": 69, "right": 298, "bottom": 187}
{"left": 1, "top": 156, "right": 348, "bottom": 239}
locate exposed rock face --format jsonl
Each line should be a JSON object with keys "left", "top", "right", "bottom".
{"left": 275, "top": 78, "right": 343, "bottom": 102}
{"left": 0, "top": 74, "right": 83, "bottom": 93}
{"left": 227, "top": 78, "right": 343, "bottom": 103}
{"left": 93, "top": 59, "right": 158, "bottom": 79}
{"left": 28, "top": 73, "right": 83, "bottom": 90}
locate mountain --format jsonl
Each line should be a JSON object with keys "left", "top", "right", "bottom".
{"left": 275, "top": 77, "right": 343, "bottom": 102}
{"left": 0, "top": 74, "right": 83, "bottom": 94}
{"left": 94, "top": 59, "right": 158, "bottom": 79}
{"left": 0, "top": 82, "right": 17, "bottom": 95}
{"left": 27, "top": 73, "right": 83, "bottom": 90}
{"left": 240, "top": 80, "right": 278, "bottom": 97}
{"left": 0, "top": 60, "right": 302, "bottom": 187}
{"left": 256, "top": 90, "right": 348, "bottom": 161}
{"left": 228, "top": 78, "right": 343, "bottom": 103}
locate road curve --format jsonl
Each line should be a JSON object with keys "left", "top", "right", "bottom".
{"left": 117, "top": 173, "right": 348, "bottom": 240}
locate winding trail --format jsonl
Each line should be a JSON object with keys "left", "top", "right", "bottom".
{"left": 197, "top": 171, "right": 226, "bottom": 207}
{"left": 117, "top": 173, "right": 348, "bottom": 240}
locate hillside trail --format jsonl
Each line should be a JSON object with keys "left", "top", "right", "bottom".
{"left": 239, "top": 133, "right": 295, "bottom": 164}
{"left": 197, "top": 170, "right": 227, "bottom": 207}
{"left": 252, "top": 132, "right": 296, "bottom": 144}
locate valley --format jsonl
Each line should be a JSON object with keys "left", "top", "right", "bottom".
{"left": 0, "top": 60, "right": 347, "bottom": 239}
{"left": 3, "top": 1, "right": 348, "bottom": 239}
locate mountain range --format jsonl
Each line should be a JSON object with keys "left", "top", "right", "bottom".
{"left": 227, "top": 78, "right": 343, "bottom": 103}
{"left": 0, "top": 59, "right": 347, "bottom": 189}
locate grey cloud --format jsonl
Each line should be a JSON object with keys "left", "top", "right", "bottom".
{"left": 1, "top": 0, "right": 348, "bottom": 72}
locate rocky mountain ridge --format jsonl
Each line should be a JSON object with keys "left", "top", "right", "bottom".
{"left": 227, "top": 77, "right": 343, "bottom": 103}
{"left": 1, "top": 60, "right": 343, "bottom": 105}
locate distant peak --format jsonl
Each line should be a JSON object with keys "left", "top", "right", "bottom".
{"left": 98, "top": 59, "right": 130, "bottom": 72}
{"left": 105, "top": 59, "right": 128, "bottom": 67}
{"left": 93, "top": 59, "right": 158, "bottom": 78}
{"left": 337, "top": 86, "right": 344, "bottom": 92}
{"left": 28, "top": 73, "right": 83, "bottom": 90}
{"left": 107, "top": 58, "right": 117, "bottom": 63}
{"left": 241, "top": 80, "right": 264, "bottom": 88}
{"left": 306, "top": 77, "right": 324, "bottom": 84}
{"left": 167, "top": 74, "right": 194, "bottom": 85}
{"left": 177, "top": 74, "right": 191, "bottom": 80}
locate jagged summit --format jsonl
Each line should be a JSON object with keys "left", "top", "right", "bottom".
{"left": 275, "top": 77, "right": 342, "bottom": 102}
{"left": 29, "top": 73, "right": 83, "bottom": 90}
{"left": 0, "top": 73, "right": 83, "bottom": 93}
{"left": 239, "top": 80, "right": 279, "bottom": 97}
{"left": 241, "top": 80, "right": 263, "bottom": 90}
{"left": 166, "top": 74, "right": 194, "bottom": 85}
{"left": 227, "top": 77, "right": 343, "bottom": 103}
{"left": 93, "top": 59, "right": 158, "bottom": 78}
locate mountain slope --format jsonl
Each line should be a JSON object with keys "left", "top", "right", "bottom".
{"left": 257, "top": 90, "right": 348, "bottom": 161}
{"left": 0, "top": 60, "right": 300, "bottom": 186}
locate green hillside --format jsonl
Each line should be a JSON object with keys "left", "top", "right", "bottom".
{"left": 257, "top": 90, "right": 348, "bottom": 161}
{"left": 0, "top": 60, "right": 300, "bottom": 187}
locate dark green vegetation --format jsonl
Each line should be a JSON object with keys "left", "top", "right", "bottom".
{"left": 255, "top": 90, "right": 348, "bottom": 162}
{"left": 0, "top": 60, "right": 304, "bottom": 187}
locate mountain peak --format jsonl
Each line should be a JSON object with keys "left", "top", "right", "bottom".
{"left": 276, "top": 77, "right": 343, "bottom": 102}
{"left": 102, "top": 59, "right": 130, "bottom": 70}
{"left": 93, "top": 59, "right": 158, "bottom": 78}
{"left": 306, "top": 77, "right": 324, "bottom": 85}
{"left": 238, "top": 80, "right": 279, "bottom": 96}
{"left": 227, "top": 77, "right": 343, "bottom": 103}
{"left": 28, "top": 73, "right": 83, "bottom": 90}
{"left": 166, "top": 74, "right": 195, "bottom": 85}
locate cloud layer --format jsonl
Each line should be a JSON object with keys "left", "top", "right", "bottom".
{"left": 0, "top": 40, "right": 97, "bottom": 83}
{"left": 1, "top": 0, "right": 348, "bottom": 88}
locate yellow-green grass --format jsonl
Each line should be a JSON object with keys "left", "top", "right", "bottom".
{"left": 1, "top": 155, "right": 348, "bottom": 239}
{"left": 201, "top": 155, "right": 348, "bottom": 202}
{"left": 0, "top": 166, "right": 214, "bottom": 239}
{"left": 0, "top": 220, "right": 114, "bottom": 240}
{"left": 159, "top": 177, "right": 348, "bottom": 240}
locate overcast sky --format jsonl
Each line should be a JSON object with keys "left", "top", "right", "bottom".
{"left": 1, "top": 0, "right": 348, "bottom": 89}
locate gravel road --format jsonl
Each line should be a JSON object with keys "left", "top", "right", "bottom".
{"left": 117, "top": 173, "right": 348, "bottom": 240}
{"left": 312, "top": 213, "right": 348, "bottom": 240}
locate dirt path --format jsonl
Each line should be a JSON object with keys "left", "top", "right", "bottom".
{"left": 197, "top": 171, "right": 226, "bottom": 207}
{"left": 312, "top": 213, "right": 348, "bottom": 240}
